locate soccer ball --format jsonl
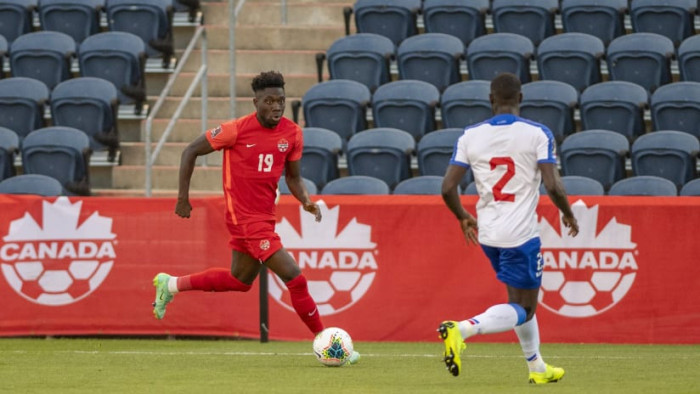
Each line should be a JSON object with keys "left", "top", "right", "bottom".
{"left": 312, "top": 327, "right": 354, "bottom": 366}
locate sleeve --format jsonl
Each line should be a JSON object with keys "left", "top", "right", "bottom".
{"left": 287, "top": 125, "right": 303, "bottom": 161}
{"left": 536, "top": 126, "right": 557, "bottom": 164}
{"left": 205, "top": 119, "right": 238, "bottom": 150}
{"left": 449, "top": 133, "right": 470, "bottom": 168}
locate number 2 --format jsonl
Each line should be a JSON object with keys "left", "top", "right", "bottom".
{"left": 489, "top": 157, "right": 515, "bottom": 202}
{"left": 258, "top": 154, "right": 273, "bottom": 172}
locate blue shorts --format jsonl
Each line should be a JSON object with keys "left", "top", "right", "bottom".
{"left": 480, "top": 237, "right": 543, "bottom": 289}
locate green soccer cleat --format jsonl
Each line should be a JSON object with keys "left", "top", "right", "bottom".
{"left": 152, "top": 273, "right": 174, "bottom": 320}
{"left": 347, "top": 350, "right": 361, "bottom": 365}
{"left": 529, "top": 363, "right": 565, "bottom": 384}
{"left": 437, "top": 321, "right": 466, "bottom": 377}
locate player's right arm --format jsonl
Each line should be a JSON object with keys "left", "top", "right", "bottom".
{"left": 539, "top": 162, "right": 579, "bottom": 236}
{"left": 175, "top": 133, "right": 215, "bottom": 218}
{"left": 442, "top": 164, "right": 478, "bottom": 245}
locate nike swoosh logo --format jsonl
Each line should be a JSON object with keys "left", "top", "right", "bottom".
{"left": 308, "top": 308, "right": 317, "bottom": 316}
{"left": 159, "top": 293, "right": 164, "bottom": 300}
{"left": 246, "top": 144, "right": 256, "bottom": 148}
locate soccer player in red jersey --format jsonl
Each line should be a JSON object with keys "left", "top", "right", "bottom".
{"left": 151, "top": 71, "right": 324, "bottom": 337}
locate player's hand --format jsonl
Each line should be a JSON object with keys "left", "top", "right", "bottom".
{"left": 460, "top": 217, "right": 479, "bottom": 245}
{"left": 562, "top": 215, "right": 579, "bottom": 237}
{"left": 303, "top": 201, "right": 322, "bottom": 222}
{"left": 175, "top": 198, "right": 192, "bottom": 218}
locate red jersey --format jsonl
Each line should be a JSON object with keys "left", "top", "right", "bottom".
{"left": 205, "top": 112, "right": 303, "bottom": 226}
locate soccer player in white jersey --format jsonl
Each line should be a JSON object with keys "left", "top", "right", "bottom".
{"left": 437, "top": 73, "right": 579, "bottom": 384}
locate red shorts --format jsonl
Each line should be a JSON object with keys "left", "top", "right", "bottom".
{"left": 227, "top": 220, "right": 282, "bottom": 262}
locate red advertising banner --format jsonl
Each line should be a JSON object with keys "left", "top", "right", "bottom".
{"left": 1, "top": 194, "right": 699, "bottom": 344}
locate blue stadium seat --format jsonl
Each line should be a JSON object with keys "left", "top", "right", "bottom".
{"left": 396, "top": 33, "right": 464, "bottom": 92}
{"left": 321, "top": 175, "right": 390, "bottom": 195}
{"left": 606, "top": 33, "right": 675, "bottom": 93}
{"left": 0, "top": 126, "right": 19, "bottom": 181}
{"left": 21, "top": 126, "right": 91, "bottom": 195}
{"left": 520, "top": 80, "right": 579, "bottom": 143}
{"left": 631, "top": 130, "right": 699, "bottom": 189}
{"left": 393, "top": 175, "right": 443, "bottom": 195}
{"left": 416, "top": 127, "right": 472, "bottom": 188}
{"left": 536, "top": 33, "right": 605, "bottom": 92}
{"left": 560, "top": 129, "right": 629, "bottom": 190}
{"left": 559, "top": 175, "right": 605, "bottom": 196}
{"left": 302, "top": 79, "right": 370, "bottom": 143}
{"left": 346, "top": 127, "right": 415, "bottom": 188}
{"left": 630, "top": 0, "right": 696, "bottom": 46}
{"left": 0, "top": 0, "right": 36, "bottom": 43}
{"left": 38, "top": 0, "right": 104, "bottom": 43}
{"left": 680, "top": 178, "right": 700, "bottom": 196}
{"left": 462, "top": 181, "right": 478, "bottom": 195}
{"left": 440, "top": 80, "right": 492, "bottom": 129}
{"left": 560, "top": 0, "right": 627, "bottom": 45}
{"left": 278, "top": 176, "right": 318, "bottom": 195}
{"left": 650, "top": 82, "right": 700, "bottom": 139}
{"left": 422, "top": 0, "right": 488, "bottom": 46}
{"left": 50, "top": 77, "right": 119, "bottom": 159}
{"left": 325, "top": 33, "right": 395, "bottom": 92}
{"left": 10, "top": 31, "right": 76, "bottom": 90}
{"left": 106, "top": 0, "right": 173, "bottom": 66}
{"left": 353, "top": 0, "right": 420, "bottom": 45}
{"left": 300, "top": 127, "right": 342, "bottom": 189}
{"left": 371, "top": 80, "right": 440, "bottom": 141}
{"left": 608, "top": 176, "right": 678, "bottom": 196}
{"left": 466, "top": 33, "right": 534, "bottom": 82}
{"left": 579, "top": 81, "right": 649, "bottom": 140}
{"left": 78, "top": 32, "right": 146, "bottom": 112}
{"left": 678, "top": 35, "right": 700, "bottom": 82}
{"left": 491, "top": 0, "right": 558, "bottom": 46}
{"left": 0, "top": 173, "right": 63, "bottom": 196}
{"left": 0, "top": 77, "right": 49, "bottom": 141}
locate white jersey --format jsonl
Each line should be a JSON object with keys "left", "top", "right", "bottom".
{"left": 451, "top": 114, "right": 556, "bottom": 248}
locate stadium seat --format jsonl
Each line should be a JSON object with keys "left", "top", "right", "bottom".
{"left": 172, "top": 0, "right": 200, "bottom": 22}
{"left": 371, "top": 80, "right": 440, "bottom": 141}
{"left": 536, "top": 33, "right": 605, "bottom": 92}
{"left": 0, "top": 0, "right": 36, "bottom": 43}
{"left": 440, "top": 80, "right": 492, "bottom": 129}
{"left": 579, "top": 81, "right": 649, "bottom": 140}
{"left": 680, "top": 178, "right": 700, "bottom": 196}
{"left": 325, "top": 33, "right": 395, "bottom": 92}
{"left": 278, "top": 176, "right": 318, "bottom": 195}
{"left": 301, "top": 79, "right": 370, "bottom": 143}
{"left": 422, "top": 0, "right": 488, "bottom": 46}
{"left": 21, "top": 126, "right": 91, "bottom": 195}
{"left": 462, "top": 181, "right": 478, "bottom": 195}
{"left": 10, "top": 31, "right": 76, "bottom": 90}
{"left": 321, "top": 175, "right": 390, "bottom": 195}
{"left": 560, "top": 0, "right": 627, "bottom": 45}
{"left": 0, "top": 173, "right": 64, "bottom": 196}
{"left": 650, "top": 82, "right": 700, "bottom": 139}
{"left": 630, "top": 0, "right": 696, "bottom": 46}
{"left": 396, "top": 33, "right": 464, "bottom": 92}
{"left": 678, "top": 35, "right": 700, "bottom": 82}
{"left": 106, "top": 0, "right": 174, "bottom": 67}
{"left": 631, "top": 130, "right": 699, "bottom": 189}
{"left": 300, "top": 127, "right": 342, "bottom": 189}
{"left": 0, "top": 77, "right": 49, "bottom": 141}
{"left": 608, "top": 176, "right": 678, "bottom": 196}
{"left": 78, "top": 32, "right": 146, "bottom": 112}
{"left": 50, "top": 77, "right": 119, "bottom": 160}
{"left": 466, "top": 33, "right": 534, "bottom": 82}
{"left": 38, "top": 0, "right": 104, "bottom": 43}
{"left": 520, "top": 80, "right": 579, "bottom": 143}
{"left": 560, "top": 129, "right": 629, "bottom": 190}
{"left": 0, "top": 34, "right": 6, "bottom": 77}
{"left": 559, "top": 175, "right": 605, "bottom": 196}
{"left": 416, "top": 127, "right": 472, "bottom": 188}
{"left": 606, "top": 33, "right": 675, "bottom": 93}
{"left": 491, "top": 0, "right": 558, "bottom": 46}
{"left": 346, "top": 127, "right": 415, "bottom": 189}
{"left": 352, "top": 0, "right": 420, "bottom": 45}
{"left": 393, "top": 175, "right": 443, "bottom": 195}
{"left": 0, "top": 126, "right": 19, "bottom": 181}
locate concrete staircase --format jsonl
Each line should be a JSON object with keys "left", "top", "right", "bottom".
{"left": 99, "top": 0, "right": 353, "bottom": 196}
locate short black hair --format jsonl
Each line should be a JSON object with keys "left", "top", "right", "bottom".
{"left": 251, "top": 71, "right": 285, "bottom": 92}
{"left": 490, "top": 72, "right": 521, "bottom": 103}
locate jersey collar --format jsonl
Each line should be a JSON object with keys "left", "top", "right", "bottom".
{"left": 489, "top": 114, "right": 518, "bottom": 126}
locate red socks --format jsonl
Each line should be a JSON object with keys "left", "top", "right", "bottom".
{"left": 177, "top": 268, "right": 252, "bottom": 292}
{"left": 285, "top": 275, "right": 324, "bottom": 335}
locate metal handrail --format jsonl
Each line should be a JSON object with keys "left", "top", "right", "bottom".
{"left": 145, "top": 25, "right": 208, "bottom": 197}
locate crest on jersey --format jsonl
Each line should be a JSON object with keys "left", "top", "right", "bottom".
{"left": 259, "top": 239, "right": 270, "bottom": 251}
{"left": 210, "top": 126, "right": 222, "bottom": 138}
{"left": 277, "top": 139, "right": 289, "bottom": 152}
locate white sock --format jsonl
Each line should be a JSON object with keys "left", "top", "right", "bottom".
{"left": 167, "top": 276, "right": 179, "bottom": 294}
{"left": 458, "top": 303, "right": 522, "bottom": 339}
{"left": 514, "top": 315, "right": 546, "bottom": 373}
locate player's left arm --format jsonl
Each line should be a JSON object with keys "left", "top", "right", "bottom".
{"left": 442, "top": 164, "right": 478, "bottom": 245}
{"left": 284, "top": 159, "right": 322, "bottom": 222}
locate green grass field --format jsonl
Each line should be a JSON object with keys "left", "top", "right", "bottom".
{"left": 1, "top": 338, "right": 699, "bottom": 393}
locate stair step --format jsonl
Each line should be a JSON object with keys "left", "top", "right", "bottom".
{"left": 148, "top": 96, "right": 305, "bottom": 120}
{"left": 148, "top": 72, "right": 320, "bottom": 98}
{"left": 112, "top": 165, "right": 223, "bottom": 191}
{"left": 120, "top": 142, "right": 224, "bottom": 166}
{"left": 204, "top": 2, "right": 351, "bottom": 26}
{"left": 199, "top": 25, "right": 347, "bottom": 50}
{"left": 181, "top": 49, "right": 322, "bottom": 74}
